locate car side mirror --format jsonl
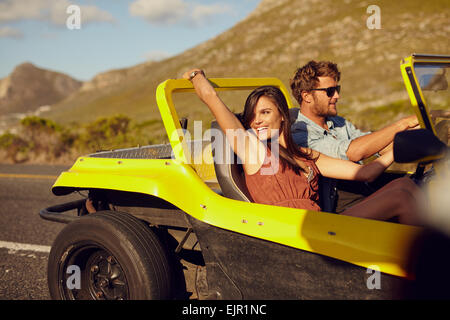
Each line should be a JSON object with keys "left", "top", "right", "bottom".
{"left": 394, "top": 129, "right": 447, "bottom": 163}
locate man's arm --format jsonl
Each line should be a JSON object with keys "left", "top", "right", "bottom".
{"left": 292, "top": 128, "right": 353, "bottom": 160}
{"left": 346, "top": 115, "right": 418, "bottom": 162}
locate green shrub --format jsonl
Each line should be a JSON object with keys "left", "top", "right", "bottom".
{"left": 75, "top": 114, "right": 132, "bottom": 152}
{"left": 0, "top": 115, "right": 165, "bottom": 163}
{"left": 17, "top": 116, "right": 71, "bottom": 160}
{"left": 20, "top": 116, "right": 61, "bottom": 132}
{"left": 0, "top": 132, "right": 30, "bottom": 163}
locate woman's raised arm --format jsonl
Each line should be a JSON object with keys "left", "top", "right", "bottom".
{"left": 183, "top": 69, "right": 264, "bottom": 172}
{"left": 183, "top": 69, "right": 245, "bottom": 133}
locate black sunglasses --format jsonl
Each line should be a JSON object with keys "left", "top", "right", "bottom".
{"left": 311, "top": 85, "right": 340, "bottom": 97}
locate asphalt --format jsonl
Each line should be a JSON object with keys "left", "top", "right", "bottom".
{"left": 0, "top": 163, "right": 78, "bottom": 300}
{"left": 0, "top": 163, "right": 198, "bottom": 300}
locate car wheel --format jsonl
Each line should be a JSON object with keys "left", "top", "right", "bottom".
{"left": 47, "top": 210, "right": 172, "bottom": 300}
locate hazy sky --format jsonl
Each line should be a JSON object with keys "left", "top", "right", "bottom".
{"left": 0, "top": 0, "right": 260, "bottom": 81}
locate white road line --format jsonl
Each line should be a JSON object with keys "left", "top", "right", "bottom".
{"left": 0, "top": 240, "right": 51, "bottom": 253}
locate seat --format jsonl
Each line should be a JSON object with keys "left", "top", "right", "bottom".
{"left": 210, "top": 121, "right": 253, "bottom": 202}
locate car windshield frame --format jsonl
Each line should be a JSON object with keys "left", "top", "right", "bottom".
{"left": 401, "top": 54, "right": 450, "bottom": 135}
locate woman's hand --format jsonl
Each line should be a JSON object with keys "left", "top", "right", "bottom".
{"left": 399, "top": 115, "right": 419, "bottom": 130}
{"left": 182, "top": 69, "right": 205, "bottom": 81}
{"left": 182, "top": 68, "right": 217, "bottom": 106}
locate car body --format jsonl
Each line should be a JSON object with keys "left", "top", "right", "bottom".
{"left": 40, "top": 54, "right": 450, "bottom": 300}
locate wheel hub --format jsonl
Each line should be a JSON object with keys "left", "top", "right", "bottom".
{"left": 86, "top": 250, "right": 128, "bottom": 300}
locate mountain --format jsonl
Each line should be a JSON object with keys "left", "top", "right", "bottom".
{"left": 43, "top": 0, "right": 449, "bottom": 133}
{"left": 0, "top": 62, "right": 82, "bottom": 115}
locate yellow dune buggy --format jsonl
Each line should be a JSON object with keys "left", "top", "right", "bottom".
{"left": 40, "top": 54, "right": 450, "bottom": 300}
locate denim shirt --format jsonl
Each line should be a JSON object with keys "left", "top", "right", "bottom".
{"left": 291, "top": 112, "right": 370, "bottom": 161}
{"left": 291, "top": 112, "right": 370, "bottom": 212}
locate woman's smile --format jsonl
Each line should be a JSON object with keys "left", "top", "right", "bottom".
{"left": 254, "top": 126, "right": 269, "bottom": 138}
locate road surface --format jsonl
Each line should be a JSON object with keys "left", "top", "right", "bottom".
{"left": 0, "top": 163, "right": 79, "bottom": 299}
{"left": 0, "top": 163, "right": 201, "bottom": 300}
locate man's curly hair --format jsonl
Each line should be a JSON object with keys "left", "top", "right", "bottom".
{"left": 290, "top": 61, "right": 341, "bottom": 105}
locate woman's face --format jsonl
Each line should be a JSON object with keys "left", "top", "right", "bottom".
{"left": 249, "top": 96, "right": 285, "bottom": 140}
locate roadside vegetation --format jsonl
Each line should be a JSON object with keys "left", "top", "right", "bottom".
{"left": 0, "top": 115, "right": 166, "bottom": 164}
{"left": 1, "top": 98, "right": 447, "bottom": 166}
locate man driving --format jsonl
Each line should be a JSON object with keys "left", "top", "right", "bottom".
{"left": 289, "top": 60, "right": 420, "bottom": 212}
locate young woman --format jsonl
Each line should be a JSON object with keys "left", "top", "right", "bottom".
{"left": 183, "top": 69, "right": 423, "bottom": 226}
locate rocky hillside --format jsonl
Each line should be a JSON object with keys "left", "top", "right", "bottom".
{"left": 0, "top": 62, "right": 82, "bottom": 115}
{"left": 43, "top": 0, "right": 449, "bottom": 134}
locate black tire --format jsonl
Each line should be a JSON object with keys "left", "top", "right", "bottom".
{"left": 47, "top": 210, "right": 172, "bottom": 300}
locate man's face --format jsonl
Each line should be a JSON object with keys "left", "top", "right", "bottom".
{"left": 311, "top": 76, "right": 340, "bottom": 118}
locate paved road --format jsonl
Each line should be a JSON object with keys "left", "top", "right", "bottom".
{"left": 0, "top": 163, "right": 199, "bottom": 300}
{"left": 0, "top": 163, "right": 79, "bottom": 300}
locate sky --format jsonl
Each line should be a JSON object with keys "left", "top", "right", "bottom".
{"left": 0, "top": 0, "right": 261, "bottom": 81}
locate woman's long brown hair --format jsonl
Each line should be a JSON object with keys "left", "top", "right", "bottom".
{"left": 241, "top": 86, "right": 315, "bottom": 174}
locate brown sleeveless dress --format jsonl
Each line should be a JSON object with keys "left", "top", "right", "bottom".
{"left": 244, "top": 148, "right": 321, "bottom": 211}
